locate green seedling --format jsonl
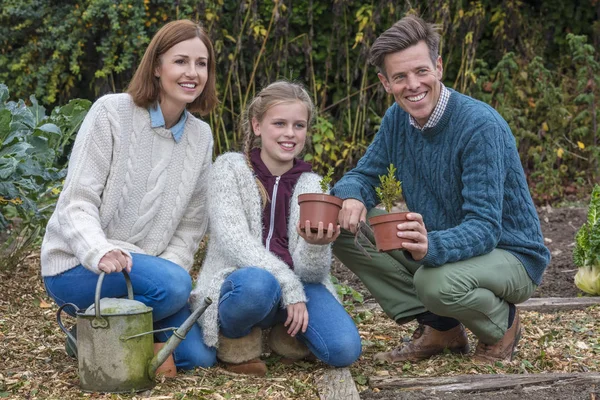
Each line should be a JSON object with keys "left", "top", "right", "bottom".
{"left": 319, "top": 166, "right": 334, "bottom": 193}
{"left": 375, "top": 164, "right": 403, "bottom": 212}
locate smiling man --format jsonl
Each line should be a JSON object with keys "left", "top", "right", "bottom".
{"left": 331, "top": 15, "right": 550, "bottom": 363}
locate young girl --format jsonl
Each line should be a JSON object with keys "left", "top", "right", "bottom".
{"left": 191, "top": 81, "right": 362, "bottom": 376}
{"left": 41, "top": 20, "right": 218, "bottom": 370}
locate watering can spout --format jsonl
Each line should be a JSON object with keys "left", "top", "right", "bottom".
{"left": 149, "top": 297, "right": 212, "bottom": 377}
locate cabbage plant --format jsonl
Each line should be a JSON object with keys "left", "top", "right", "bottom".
{"left": 573, "top": 184, "right": 600, "bottom": 295}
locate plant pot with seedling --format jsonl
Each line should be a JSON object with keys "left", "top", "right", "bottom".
{"left": 298, "top": 167, "right": 343, "bottom": 233}
{"left": 368, "top": 164, "right": 411, "bottom": 252}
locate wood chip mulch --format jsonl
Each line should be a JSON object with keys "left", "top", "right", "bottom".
{"left": 1, "top": 253, "right": 598, "bottom": 399}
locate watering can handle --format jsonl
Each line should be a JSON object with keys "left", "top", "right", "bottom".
{"left": 92, "top": 270, "right": 134, "bottom": 328}
{"left": 56, "top": 303, "right": 79, "bottom": 353}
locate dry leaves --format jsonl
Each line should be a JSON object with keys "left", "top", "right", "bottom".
{"left": 1, "top": 253, "right": 599, "bottom": 399}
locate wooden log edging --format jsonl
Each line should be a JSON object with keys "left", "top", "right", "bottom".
{"left": 315, "top": 368, "right": 360, "bottom": 400}
{"left": 369, "top": 372, "right": 600, "bottom": 393}
{"left": 517, "top": 296, "right": 600, "bottom": 312}
{"left": 356, "top": 297, "right": 600, "bottom": 314}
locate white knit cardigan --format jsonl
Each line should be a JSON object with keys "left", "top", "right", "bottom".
{"left": 190, "top": 152, "right": 338, "bottom": 348}
{"left": 41, "top": 93, "right": 213, "bottom": 276}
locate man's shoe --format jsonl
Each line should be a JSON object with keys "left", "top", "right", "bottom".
{"left": 373, "top": 323, "right": 469, "bottom": 362}
{"left": 473, "top": 311, "right": 521, "bottom": 363}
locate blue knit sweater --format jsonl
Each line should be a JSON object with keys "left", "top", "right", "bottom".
{"left": 332, "top": 89, "right": 550, "bottom": 285}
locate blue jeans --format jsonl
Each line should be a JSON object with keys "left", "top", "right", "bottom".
{"left": 44, "top": 253, "right": 216, "bottom": 369}
{"left": 218, "top": 267, "right": 362, "bottom": 367}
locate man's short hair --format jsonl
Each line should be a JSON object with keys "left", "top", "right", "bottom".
{"left": 369, "top": 15, "right": 441, "bottom": 76}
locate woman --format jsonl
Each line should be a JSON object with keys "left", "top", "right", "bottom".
{"left": 41, "top": 19, "right": 218, "bottom": 370}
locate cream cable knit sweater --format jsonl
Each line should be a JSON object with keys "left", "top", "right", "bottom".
{"left": 190, "top": 152, "right": 338, "bottom": 348}
{"left": 41, "top": 93, "right": 213, "bottom": 276}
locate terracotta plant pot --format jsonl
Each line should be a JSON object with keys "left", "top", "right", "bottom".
{"left": 298, "top": 193, "right": 343, "bottom": 232}
{"left": 368, "top": 212, "right": 412, "bottom": 252}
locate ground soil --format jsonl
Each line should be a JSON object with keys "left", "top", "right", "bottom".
{"left": 332, "top": 206, "right": 597, "bottom": 400}
{"left": 534, "top": 205, "right": 587, "bottom": 298}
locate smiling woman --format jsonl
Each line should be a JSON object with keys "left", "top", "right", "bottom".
{"left": 40, "top": 19, "right": 219, "bottom": 372}
{"left": 153, "top": 37, "right": 209, "bottom": 126}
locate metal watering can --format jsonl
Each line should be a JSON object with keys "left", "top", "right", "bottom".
{"left": 56, "top": 271, "right": 211, "bottom": 393}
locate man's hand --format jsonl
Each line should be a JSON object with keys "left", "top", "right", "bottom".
{"left": 98, "top": 250, "right": 132, "bottom": 274}
{"left": 338, "top": 199, "right": 367, "bottom": 233}
{"left": 285, "top": 302, "right": 308, "bottom": 337}
{"left": 297, "top": 220, "right": 341, "bottom": 245}
{"left": 397, "top": 213, "right": 428, "bottom": 261}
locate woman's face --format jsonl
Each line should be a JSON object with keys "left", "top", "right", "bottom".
{"left": 155, "top": 37, "right": 209, "bottom": 111}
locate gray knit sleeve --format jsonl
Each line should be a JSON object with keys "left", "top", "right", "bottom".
{"left": 207, "top": 155, "right": 307, "bottom": 306}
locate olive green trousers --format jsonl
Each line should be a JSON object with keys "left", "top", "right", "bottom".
{"left": 333, "top": 208, "right": 537, "bottom": 344}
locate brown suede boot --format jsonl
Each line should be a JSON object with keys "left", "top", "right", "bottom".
{"left": 473, "top": 311, "right": 521, "bottom": 363}
{"left": 267, "top": 323, "right": 311, "bottom": 364}
{"left": 217, "top": 327, "right": 267, "bottom": 376}
{"left": 374, "top": 324, "right": 470, "bottom": 362}
{"left": 153, "top": 342, "right": 177, "bottom": 377}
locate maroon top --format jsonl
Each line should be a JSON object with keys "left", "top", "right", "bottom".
{"left": 250, "top": 148, "right": 313, "bottom": 268}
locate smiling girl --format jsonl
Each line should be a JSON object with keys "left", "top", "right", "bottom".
{"left": 41, "top": 20, "right": 218, "bottom": 371}
{"left": 190, "top": 81, "right": 362, "bottom": 376}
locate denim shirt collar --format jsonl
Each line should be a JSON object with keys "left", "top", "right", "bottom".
{"left": 149, "top": 103, "right": 187, "bottom": 143}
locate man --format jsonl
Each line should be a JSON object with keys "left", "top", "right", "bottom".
{"left": 331, "top": 15, "right": 550, "bottom": 363}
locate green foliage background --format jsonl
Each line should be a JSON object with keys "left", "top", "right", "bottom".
{"left": 1, "top": 0, "right": 600, "bottom": 265}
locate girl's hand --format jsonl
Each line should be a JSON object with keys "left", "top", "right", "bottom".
{"left": 285, "top": 302, "right": 308, "bottom": 337}
{"left": 297, "top": 220, "right": 341, "bottom": 245}
{"left": 98, "top": 250, "right": 132, "bottom": 274}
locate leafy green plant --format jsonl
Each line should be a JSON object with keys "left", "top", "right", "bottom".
{"left": 466, "top": 37, "right": 599, "bottom": 203}
{"left": 573, "top": 184, "right": 600, "bottom": 295}
{"left": 319, "top": 166, "right": 334, "bottom": 193}
{"left": 0, "top": 84, "right": 90, "bottom": 270}
{"left": 330, "top": 275, "right": 372, "bottom": 324}
{"left": 1, "top": 0, "right": 599, "bottom": 203}
{"left": 375, "top": 164, "right": 402, "bottom": 213}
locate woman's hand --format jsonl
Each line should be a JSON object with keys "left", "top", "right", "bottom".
{"left": 297, "top": 220, "right": 341, "bottom": 245}
{"left": 98, "top": 250, "right": 132, "bottom": 274}
{"left": 285, "top": 302, "right": 309, "bottom": 337}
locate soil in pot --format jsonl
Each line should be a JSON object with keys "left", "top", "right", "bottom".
{"left": 298, "top": 193, "right": 343, "bottom": 232}
{"left": 368, "top": 212, "right": 413, "bottom": 252}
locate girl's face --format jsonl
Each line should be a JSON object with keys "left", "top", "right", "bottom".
{"left": 252, "top": 101, "right": 309, "bottom": 176}
{"left": 155, "top": 37, "right": 208, "bottom": 112}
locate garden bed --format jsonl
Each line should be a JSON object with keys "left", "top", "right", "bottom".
{"left": 0, "top": 206, "right": 598, "bottom": 399}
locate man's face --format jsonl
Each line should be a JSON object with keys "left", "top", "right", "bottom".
{"left": 377, "top": 41, "right": 443, "bottom": 127}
